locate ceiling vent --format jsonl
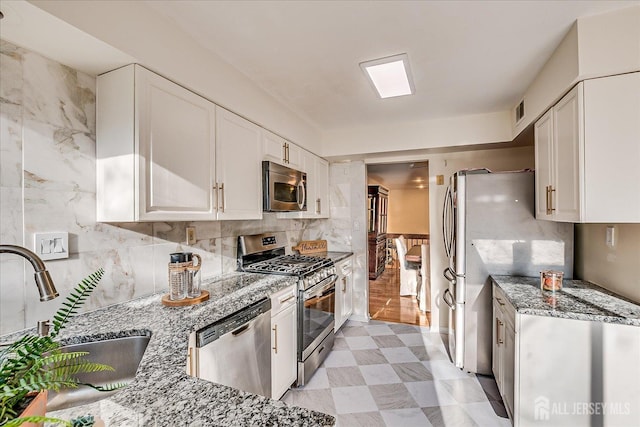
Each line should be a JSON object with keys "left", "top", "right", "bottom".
{"left": 515, "top": 99, "right": 525, "bottom": 123}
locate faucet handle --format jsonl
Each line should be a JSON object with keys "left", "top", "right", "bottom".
{"left": 37, "top": 320, "right": 50, "bottom": 337}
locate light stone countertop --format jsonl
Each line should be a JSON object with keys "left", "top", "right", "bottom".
{"left": 491, "top": 275, "right": 640, "bottom": 326}
{"left": 1, "top": 272, "right": 335, "bottom": 426}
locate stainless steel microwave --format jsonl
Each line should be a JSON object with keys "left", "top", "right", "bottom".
{"left": 263, "top": 161, "right": 307, "bottom": 212}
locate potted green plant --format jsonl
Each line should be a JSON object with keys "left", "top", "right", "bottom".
{"left": 0, "top": 269, "right": 120, "bottom": 427}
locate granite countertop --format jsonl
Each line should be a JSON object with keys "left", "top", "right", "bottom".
{"left": 1, "top": 273, "right": 335, "bottom": 426}
{"left": 492, "top": 275, "right": 640, "bottom": 327}
{"left": 323, "top": 251, "right": 353, "bottom": 263}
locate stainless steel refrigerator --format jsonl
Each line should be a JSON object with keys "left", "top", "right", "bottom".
{"left": 442, "top": 169, "right": 573, "bottom": 375}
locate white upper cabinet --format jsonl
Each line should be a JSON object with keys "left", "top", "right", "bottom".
{"left": 97, "top": 64, "right": 216, "bottom": 221}
{"left": 262, "top": 130, "right": 301, "bottom": 170}
{"left": 583, "top": 72, "right": 640, "bottom": 222}
{"left": 97, "top": 64, "right": 262, "bottom": 222}
{"left": 534, "top": 72, "right": 640, "bottom": 223}
{"left": 315, "top": 157, "right": 330, "bottom": 218}
{"left": 277, "top": 150, "right": 330, "bottom": 219}
{"left": 215, "top": 106, "right": 263, "bottom": 220}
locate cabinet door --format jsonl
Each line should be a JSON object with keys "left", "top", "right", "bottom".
{"left": 215, "top": 107, "right": 263, "bottom": 220}
{"left": 271, "top": 304, "right": 297, "bottom": 399}
{"left": 263, "top": 130, "right": 286, "bottom": 165}
{"left": 552, "top": 85, "right": 583, "bottom": 222}
{"left": 315, "top": 158, "right": 330, "bottom": 218}
{"left": 503, "top": 320, "right": 515, "bottom": 419}
{"left": 583, "top": 72, "right": 640, "bottom": 222}
{"left": 343, "top": 259, "right": 353, "bottom": 320}
{"left": 534, "top": 109, "right": 554, "bottom": 220}
{"left": 286, "top": 142, "right": 302, "bottom": 170}
{"left": 492, "top": 299, "right": 501, "bottom": 382}
{"left": 136, "top": 66, "right": 216, "bottom": 220}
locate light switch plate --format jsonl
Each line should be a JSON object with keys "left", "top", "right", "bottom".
{"left": 186, "top": 227, "right": 196, "bottom": 245}
{"left": 34, "top": 232, "right": 69, "bottom": 260}
{"left": 606, "top": 226, "right": 615, "bottom": 248}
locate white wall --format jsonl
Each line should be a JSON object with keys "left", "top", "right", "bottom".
{"left": 323, "top": 111, "right": 512, "bottom": 158}
{"left": 575, "top": 224, "right": 640, "bottom": 304}
{"left": 513, "top": 5, "right": 640, "bottom": 136}
{"left": 29, "top": 0, "right": 321, "bottom": 154}
{"left": 387, "top": 189, "right": 430, "bottom": 235}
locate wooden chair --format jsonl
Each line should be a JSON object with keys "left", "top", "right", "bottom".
{"left": 394, "top": 237, "right": 419, "bottom": 296}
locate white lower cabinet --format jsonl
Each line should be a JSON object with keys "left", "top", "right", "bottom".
{"left": 270, "top": 285, "right": 297, "bottom": 399}
{"left": 492, "top": 282, "right": 640, "bottom": 426}
{"left": 335, "top": 256, "right": 354, "bottom": 331}
{"left": 493, "top": 284, "right": 516, "bottom": 419}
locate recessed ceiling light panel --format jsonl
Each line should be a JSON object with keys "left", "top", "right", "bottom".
{"left": 360, "top": 53, "right": 415, "bottom": 99}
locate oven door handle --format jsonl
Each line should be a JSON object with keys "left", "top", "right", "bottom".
{"left": 304, "top": 274, "right": 338, "bottom": 299}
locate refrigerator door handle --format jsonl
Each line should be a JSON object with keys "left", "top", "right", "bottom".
{"left": 443, "top": 289, "right": 455, "bottom": 309}
{"left": 443, "top": 267, "right": 456, "bottom": 282}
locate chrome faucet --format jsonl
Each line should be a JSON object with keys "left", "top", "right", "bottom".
{"left": 0, "top": 244, "right": 59, "bottom": 301}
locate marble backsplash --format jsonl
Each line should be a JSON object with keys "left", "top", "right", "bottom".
{"left": 0, "top": 39, "right": 360, "bottom": 335}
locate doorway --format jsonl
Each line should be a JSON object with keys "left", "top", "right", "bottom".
{"left": 366, "top": 162, "right": 431, "bottom": 326}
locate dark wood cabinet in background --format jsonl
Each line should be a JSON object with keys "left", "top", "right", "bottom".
{"left": 368, "top": 185, "right": 389, "bottom": 279}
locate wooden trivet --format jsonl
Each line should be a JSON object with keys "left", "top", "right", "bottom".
{"left": 292, "top": 240, "right": 328, "bottom": 255}
{"left": 161, "top": 290, "right": 210, "bottom": 307}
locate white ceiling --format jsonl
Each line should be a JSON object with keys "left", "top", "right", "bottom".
{"left": 147, "top": 0, "right": 636, "bottom": 132}
{"left": 368, "top": 162, "right": 430, "bottom": 191}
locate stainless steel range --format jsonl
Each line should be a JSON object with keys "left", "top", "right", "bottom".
{"left": 238, "top": 232, "right": 337, "bottom": 386}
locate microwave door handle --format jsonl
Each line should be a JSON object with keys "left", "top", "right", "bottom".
{"left": 297, "top": 181, "right": 306, "bottom": 210}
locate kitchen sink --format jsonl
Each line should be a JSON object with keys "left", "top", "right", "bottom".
{"left": 47, "top": 335, "right": 151, "bottom": 411}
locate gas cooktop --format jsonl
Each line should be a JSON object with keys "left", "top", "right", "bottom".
{"left": 242, "top": 254, "right": 332, "bottom": 276}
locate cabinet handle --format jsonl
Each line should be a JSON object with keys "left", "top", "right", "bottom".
{"left": 549, "top": 186, "right": 555, "bottom": 214}
{"left": 316, "top": 198, "right": 321, "bottom": 214}
{"left": 545, "top": 186, "right": 551, "bottom": 215}
{"left": 496, "top": 319, "right": 504, "bottom": 344}
{"left": 280, "top": 294, "right": 296, "bottom": 304}
{"left": 496, "top": 297, "right": 505, "bottom": 306}
{"left": 219, "top": 183, "right": 225, "bottom": 212}
{"left": 213, "top": 183, "right": 219, "bottom": 212}
{"left": 188, "top": 347, "right": 193, "bottom": 376}
{"left": 272, "top": 324, "right": 278, "bottom": 354}
{"left": 342, "top": 276, "right": 346, "bottom": 292}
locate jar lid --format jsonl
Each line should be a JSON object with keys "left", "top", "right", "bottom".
{"left": 541, "top": 270, "right": 563, "bottom": 274}
{"left": 170, "top": 252, "right": 185, "bottom": 263}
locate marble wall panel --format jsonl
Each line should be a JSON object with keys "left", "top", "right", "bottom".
{"left": 0, "top": 104, "right": 23, "bottom": 188}
{"left": 23, "top": 119, "right": 95, "bottom": 193}
{"left": 0, "top": 259, "right": 25, "bottom": 335}
{"left": 0, "top": 187, "right": 23, "bottom": 245}
{"left": 21, "top": 51, "right": 95, "bottom": 134}
{"left": 0, "top": 40, "right": 24, "bottom": 106}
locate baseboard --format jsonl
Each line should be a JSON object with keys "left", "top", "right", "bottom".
{"left": 348, "top": 314, "right": 370, "bottom": 323}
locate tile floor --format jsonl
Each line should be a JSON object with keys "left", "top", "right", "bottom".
{"left": 283, "top": 320, "right": 511, "bottom": 427}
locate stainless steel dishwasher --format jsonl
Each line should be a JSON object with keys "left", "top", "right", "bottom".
{"left": 194, "top": 298, "right": 272, "bottom": 397}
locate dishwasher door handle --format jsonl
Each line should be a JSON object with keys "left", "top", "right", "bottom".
{"left": 232, "top": 323, "right": 251, "bottom": 336}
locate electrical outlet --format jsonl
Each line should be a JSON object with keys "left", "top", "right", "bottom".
{"left": 606, "top": 226, "right": 615, "bottom": 248}
{"left": 186, "top": 227, "right": 196, "bottom": 245}
{"left": 34, "top": 232, "right": 69, "bottom": 260}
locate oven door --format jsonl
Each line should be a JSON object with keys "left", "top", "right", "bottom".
{"left": 299, "top": 274, "right": 337, "bottom": 360}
